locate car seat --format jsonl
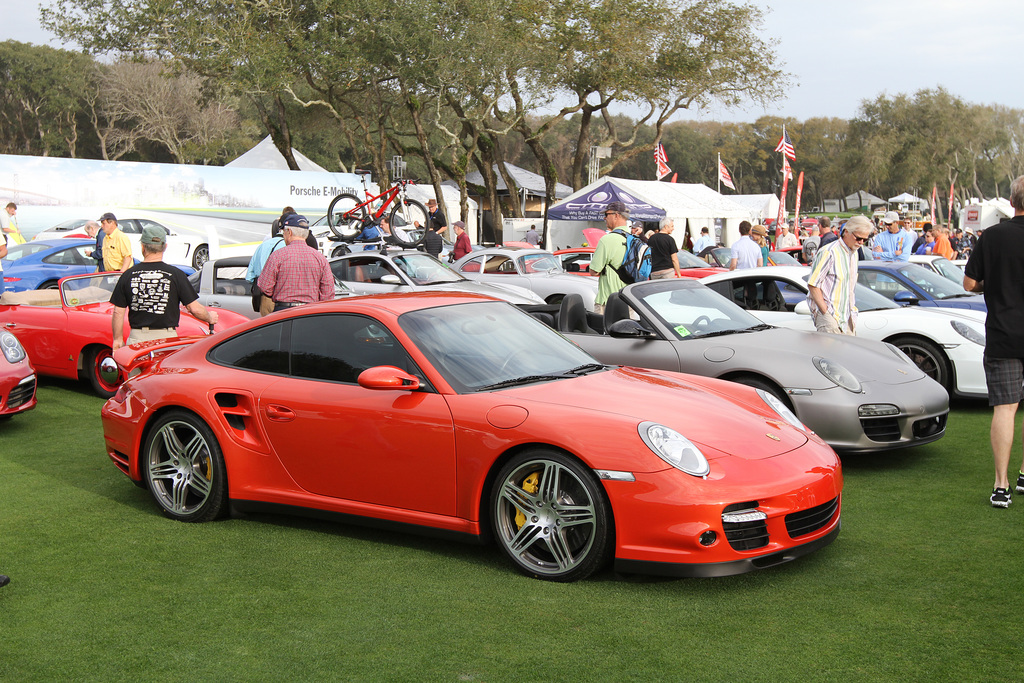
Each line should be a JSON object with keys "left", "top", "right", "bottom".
{"left": 557, "top": 293, "right": 590, "bottom": 334}
{"left": 603, "top": 292, "right": 630, "bottom": 331}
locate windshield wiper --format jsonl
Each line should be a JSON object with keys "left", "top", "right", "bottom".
{"left": 565, "top": 363, "right": 606, "bottom": 376}
{"left": 692, "top": 328, "right": 753, "bottom": 339}
{"left": 746, "top": 323, "right": 774, "bottom": 331}
{"left": 477, "top": 374, "right": 566, "bottom": 391}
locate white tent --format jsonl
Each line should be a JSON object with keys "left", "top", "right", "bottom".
{"left": 729, "top": 194, "right": 781, "bottom": 223}
{"left": 547, "top": 176, "right": 756, "bottom": 249}
{"left": 405, "top": 183, "right": 479, "bottom": 241}
{"left": 888, "top": 192, "right": 928, "bottom": 210}
{"left": 226, "top": 135, "right": 330, "bottom": 173}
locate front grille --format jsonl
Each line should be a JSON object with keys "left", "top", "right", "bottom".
{"left": 722, "top": 501, "right": 768, "bottom": 551}
{"left": 861, "top": 416, "right": 901, "bottom": 442}
{"left": 785, "top": 497, "right": 839, "bottom": 538}
{"left": 913, "top": 413, "right": 947, "bottom": 438}
{"left": 6, "top": 377, "right": 36, "bottom": 408}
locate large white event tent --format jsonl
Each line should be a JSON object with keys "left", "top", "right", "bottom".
{"left": 547, "top": 176, "right": 757, "bottom": 248}
{"left": 728, "top": 194, "right": 781, "bottom": 224}
{"left": 226, "top": 135, "right": 330, "bottom": 172}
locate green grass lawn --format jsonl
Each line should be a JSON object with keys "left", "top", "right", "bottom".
{"left": 1, "top": 380, "right": 1021, "bottom": 681}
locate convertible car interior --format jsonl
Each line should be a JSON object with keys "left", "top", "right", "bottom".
{"left": 1, "top": 290, "right": 63, "bottom": 307}
{"left": 705, "top": 279, "right": 791, "bottom": 312}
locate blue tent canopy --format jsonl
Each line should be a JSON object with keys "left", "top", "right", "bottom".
{"left": 547, "top": 181, "right": 667, "bottom": 221}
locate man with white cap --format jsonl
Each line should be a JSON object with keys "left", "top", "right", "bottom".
{"left": 872, "top": 211, "right": 912, "bottom": 262}
{"left": 111, "top": 225, "right": 218, "bottom": 347}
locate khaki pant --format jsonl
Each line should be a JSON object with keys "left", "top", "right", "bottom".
{"left": 651, "top": 269, "right": 676, "bottom": 280}
{"left": 127, "top": 327, "right": 178, "bottom": 345}
{"left": 260, "top": 293, "right": 275, "bottom": 317}
{"left": 812, "top": 310, "right": 855, "bottom": 336}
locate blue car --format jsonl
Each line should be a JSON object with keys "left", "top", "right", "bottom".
{"left": 857, "top": 261, "right": 986, "bottom": 312}
{"left": 2, "top": 239, "right": 100, "bottom": 291}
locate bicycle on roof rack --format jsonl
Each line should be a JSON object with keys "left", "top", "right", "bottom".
{"left": 326, "top": 169, "right": 429, "bottom": 249}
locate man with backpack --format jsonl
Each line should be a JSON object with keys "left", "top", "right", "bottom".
{"left": 591, "top": 201, "right": 655, "bottom": 314}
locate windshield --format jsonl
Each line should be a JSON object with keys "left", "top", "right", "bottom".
{"left": 392, "top": 253, "right": 463, "bottom": 285}
{"left": 400, "top": 301, "right": 597, "bottom": 392}
{"left": 769, "top": 250, "right": 801, "bottom": 265}
{"left": 518, "top": 252, "right": 562, "bottom": 273}
{"left": 60, "top": 273, "right": 119, "bottom": 306}
{"left": 895, "top": 263, "right": 971, "bottom": 299}
{"left": 632, "top": 283, "right": 767, "bottom": 339}
{"left": 854, "top": 283, "right": 900, "bottom": 311}
{"left": 677, "top": 250, "right": 713, "bottom": 269}
{"left": 930, "top": 258, "right": 965, "bottom": 284}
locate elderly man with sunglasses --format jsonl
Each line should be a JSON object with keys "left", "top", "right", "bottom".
{"left": 805, "top": 215, "right": 873, "bottom": 335}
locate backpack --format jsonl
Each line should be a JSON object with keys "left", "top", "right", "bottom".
{"left": 610, "top": 229, "right": 652, "bottom": 284}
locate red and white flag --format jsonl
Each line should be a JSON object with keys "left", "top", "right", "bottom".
{"left": 948, "top": 182, "right": 955, "bottom": 227}
{"left": 655, "top": 143, "right": 671, "bottom": 180}
{"left": 775, "top": 125, "right": 796, "bottom": 160}
{"left": 777, "top": 162, "right": 791, "bottom": 228}
{"left": 718, "top": 159, "right": 736, "bottom": 190}
{"left": 930, "top": 185, "right": 938, "bottom": 225}
{"left": 782, "top": 155, "right": 793, "bottom": 181}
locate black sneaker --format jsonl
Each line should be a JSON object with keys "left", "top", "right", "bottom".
{"left": 0, "top": 575, "right": 9, "bottom": 588}
{"left": 991, "top": 488, "right": 1012, "bottom": 508}
{"left": 1016, "top": 472, "right": 1024, "bottom": 494}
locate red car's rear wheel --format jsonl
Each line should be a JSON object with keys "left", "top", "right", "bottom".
{"left": 143, "top": 410, "right": 228, "bottom": 523}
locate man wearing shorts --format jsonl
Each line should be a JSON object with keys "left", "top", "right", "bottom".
{"left": 964, "top": 174, "right": 1024, "bottom": 507}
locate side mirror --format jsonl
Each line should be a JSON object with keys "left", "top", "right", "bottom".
{"left": 794, "top": 300, "right": 811, "bottom": 316}
{"left": 893, "top": 291, "right": 920, "bottom": 305}
{"left": 380, "top": 274, "right": 402, "bottom": 285}
{"left": 358, "top": 366, "right": 420, "bottom": 390}
{"left": 607, "top": 319, "right": 657, "bottom": 339}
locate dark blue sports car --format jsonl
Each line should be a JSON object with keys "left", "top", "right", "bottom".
{"left": 857, "top": 261, "right": 986, "bottom": 312}
{"left": 2, "top": 239, "right": 100, "bottom": 291}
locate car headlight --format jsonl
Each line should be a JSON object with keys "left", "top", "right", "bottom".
{"left": 813, "top": 356, "right": 862, "bottom": 393}
{"left": 1, "top": 331, "right": 27, "bottom": 363}
{"left": 756, "top": 388, "right": 806, "bottom": 432}
{"left": 951, "top": 320, "right": 985, "bottom": 346}
{"left": 638, "top": 421, "right": 709, "bottom": 477}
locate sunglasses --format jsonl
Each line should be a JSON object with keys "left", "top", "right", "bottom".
{"left": 851, "top": 234, "right": 868, "bottom": 244}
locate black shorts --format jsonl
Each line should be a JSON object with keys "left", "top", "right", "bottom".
{"left": 983, "top": 355, "right": 1024, "bottom": 406}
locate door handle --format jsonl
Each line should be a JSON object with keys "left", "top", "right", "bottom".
{"left": 3, "top": 322, "right": 14, "bottom": 328}
{"left": 265, "top": 404, "right": 296, "bottom": 422}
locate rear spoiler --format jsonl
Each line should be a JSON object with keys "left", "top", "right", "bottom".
{"left": 112, "top": 335, "right": 205, "bottom": 377}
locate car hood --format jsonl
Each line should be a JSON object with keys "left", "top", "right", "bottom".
{"left": 505, "top": 366, "right": 810, "bottom": 461}
{"left": 423, "top": 280, "right": 544, "bottom": 304}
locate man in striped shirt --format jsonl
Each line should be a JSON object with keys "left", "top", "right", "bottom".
{"left": 258, "top": 214, "right": 335, "bottom": 312}
{"left": 806, "top": 215, "right": 873, "bottom": 335}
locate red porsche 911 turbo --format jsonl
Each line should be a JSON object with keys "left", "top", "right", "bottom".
{"left": 102, "top": 292, "right": 842, "bottom": 582}
{"left": 0, "top": 330, "right": 37, "bottom": 418}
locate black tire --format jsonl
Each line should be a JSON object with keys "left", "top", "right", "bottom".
{"left": 331, "top": 244, "right": 351, "bottom": 258}
{"left": 85, "top": 346, "right": 121, "bottom": 399}
{"left": 327, "top": 193, "right": 366, "bottom": 239}
{"left": 192, "top": 243, "right": 209, "bottom": 270}
{"left": 491, "top": 449, "right": 613, "bottom": 582}
{"left": 142, "top": 410, "right": 228, "bottom": 523}
{"left": 38, "top": 281, "right": 59, "bottom": 290}
{"left": 890, "top": 335, "right": 951, "bottom": 392}
{"left": 388, "top": 198, "right": 428, "bottom": 248}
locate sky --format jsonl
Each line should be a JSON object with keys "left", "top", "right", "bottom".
{"left": 1, "top": 0, "right": 1020, "bottom": 122}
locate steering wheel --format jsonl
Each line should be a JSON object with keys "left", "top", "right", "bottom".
{"left": 692, "top": 315, "right": 712, "bottom": 330}
{"left": 498, "top": 348, "right": 535, "bottom": 376}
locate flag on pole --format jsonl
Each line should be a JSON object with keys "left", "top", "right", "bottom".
{"left": 775, "top": 125, "right": 796, "bottom": 160}
{"left": 930, "top": 186, "right": 937, "bottom": 225}
{"left": 794, "top": 172, "right": 805, "bottom": 227}
{"left": 777, "top": 161, "right": 791, "bottom": 229}
{"left": 782, "top": 155, "right": 793, "bottom": 181}
{"left": 655, "top": 143, "right": 671, "bottom": 180}
{"left": 718, "top": 158, "right": 736, "bottom": 190}
{"left": 948, "top": 182, "right": 955, "bottom": 227}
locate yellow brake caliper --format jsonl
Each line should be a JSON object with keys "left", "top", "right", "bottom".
{"left": 515, "top": 471, "right": 540, "bottom": 529}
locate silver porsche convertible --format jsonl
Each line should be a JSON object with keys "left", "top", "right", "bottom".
{"left": 556, "top": 278, "right": 949, "bottom": 453}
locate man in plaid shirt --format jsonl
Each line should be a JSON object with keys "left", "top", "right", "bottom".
{"left": 258, "top": 214, "right": 334, "bottom": 312}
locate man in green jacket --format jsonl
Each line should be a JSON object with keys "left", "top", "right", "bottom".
{"left": 590, "top": 201, "right": 631, "bottom": 314}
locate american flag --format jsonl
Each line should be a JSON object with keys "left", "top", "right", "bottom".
{"left": 655, "top": 143, "right": 671, "bottom": 180}
{"left": 775, "top": 126, "right": 796, "bottom": 160}
{"left": 718, "top": 159, "right": 736, "bottom": 190}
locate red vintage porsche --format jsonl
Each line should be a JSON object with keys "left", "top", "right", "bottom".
{"left": 0, "top": 330, "right": 37, "bottom": 418}
{"left": 0, "top": 272, "right": 249, "bottom": 398}
{"left": 102, "top": 292, "right": 842, "bottom": 582}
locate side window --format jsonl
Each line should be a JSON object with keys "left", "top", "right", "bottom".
{"left": 459, "top": 257, "right": 483, "bottom": 273}
{"left": 484, "top": 255, "right": 514, "bottom": 274}
{"left": 290, "top": 314, "right": 417, "bottom": 384}
{"left": 858, "top": 271, "right": 909, "bottom": 300}
{"left": 209, "top": 322, "right": 289, "bottom": 374}
{"left": 120, "top": 220, "right": 142, "bottom": 234}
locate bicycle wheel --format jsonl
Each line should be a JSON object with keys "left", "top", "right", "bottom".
{"left": 388, "top": 198, "right": 429, "bottom": 248}
{"left": 327, "top": 193, "right": 366, "bottom": 239}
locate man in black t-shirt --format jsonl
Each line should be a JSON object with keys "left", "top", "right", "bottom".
{"left": 111, "top": 226, "right": 218, "bottom": 348}
{"left": 964, "top": 174, "right": 1024, "bottom": 508}
{"left": 648, "top": 218, "right": 681, "bottom": 279}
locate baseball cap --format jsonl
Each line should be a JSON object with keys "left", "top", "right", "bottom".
{"left": 283, "top": 214, "right": 309, "bottom": 228}
{"left": 605, "top": 201, "right": 630, "bottom": 216}
{"left": 883, "top": 211, "right": 900, "bottom": 224}
{"left": 140, "top": 225, "right": 166, "bottom": 247}
{"left": 99, "top": 212, "right": 117, "bottom": 223}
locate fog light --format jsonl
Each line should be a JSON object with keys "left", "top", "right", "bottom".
{"left": 858, "top": 404, "right": 900, "bottom": 417}
{"left": 699, "top": 530, "right": 717, "bottom": 546}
